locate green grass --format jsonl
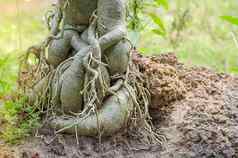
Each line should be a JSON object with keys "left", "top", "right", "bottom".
{"left": 0, "top": 98, "right": 40, "bottom": 144}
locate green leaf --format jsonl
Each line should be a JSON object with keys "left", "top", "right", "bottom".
{"left": 154, "top": 0, "right": 169, "bottom": 10}
{"left": 221, "top": 16, "right": 238, "bottom": 26}
{"left": 229, "top": 66, "right": 238, "bottom": 73}
{"left": 152, "top": 28, "right": 166, "bottom": 37}
{"left": 149, "top": 13, "right": 166, "bottom": 32}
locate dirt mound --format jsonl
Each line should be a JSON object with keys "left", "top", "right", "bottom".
{"left": 133, "top": 52, "right": 187, "bottom": 108}
{"left": 140, "top": 53, "right": 238, "bottom": 157}
{"left": 6, "top": 53, "right": 238, "bottom": 157}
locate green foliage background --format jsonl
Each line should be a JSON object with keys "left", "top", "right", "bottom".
{"left": 0, "top": 0, "right": 238, "bottom": 143}
{"left": 136, "top": 0, "right": 238, "bottom": 73}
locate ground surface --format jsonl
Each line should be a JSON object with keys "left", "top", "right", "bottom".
{"left": 1, "top": 53, "right": 238, "bottom": 158}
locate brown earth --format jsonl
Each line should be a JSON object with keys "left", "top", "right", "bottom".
{"left": 3, "top": 53, "right": 238, "bottom": 157}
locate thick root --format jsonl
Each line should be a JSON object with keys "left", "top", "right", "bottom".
{"left": 50, "top": 87, "right": 133, "bottom": 136}
{"left": 58, "top": 49, "right": 89, "bottom": 113}
{"left": 47, "top": 30, "right": 78, "bottom": 67}
{"left": 104, "top": 40, "right": 130, "bottom": 76}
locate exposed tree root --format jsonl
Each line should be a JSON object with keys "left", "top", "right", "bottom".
{"left": 50, "top": 87, "right": 133, "bottom": 136}
{"left": 17, "top": 0, "right": 166, "bottom": 149}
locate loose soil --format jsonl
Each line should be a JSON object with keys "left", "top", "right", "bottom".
{"left": 2, "top": 53, "right": 238, "bottom": 158}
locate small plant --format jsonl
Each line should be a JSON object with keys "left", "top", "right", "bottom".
{"left": 0, "top": 97, "right": 40, "bottom": 144}
{"left": 127, "top": 0, "right": 168, "bottom": 46}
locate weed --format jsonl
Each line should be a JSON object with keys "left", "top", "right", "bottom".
{"left": 0, "top": 97, "right": 40, "bottom": 144}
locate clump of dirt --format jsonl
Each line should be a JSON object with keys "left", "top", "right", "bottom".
{"left": 133, "top": 52, "right": 187, "bottom": 109}
{"left": 4, "top": 52, "right": 238, "bottom": 157}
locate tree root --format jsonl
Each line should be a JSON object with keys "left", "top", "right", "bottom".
{"left": 50, "top": 87, "right": 133, "bottom": 136}
{"left": 18, "top": 1, "right": 166, "bottom": 147}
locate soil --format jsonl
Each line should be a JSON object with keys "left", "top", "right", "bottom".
{"left": 3, "top": 53, "right": 238, "bottom": 158}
